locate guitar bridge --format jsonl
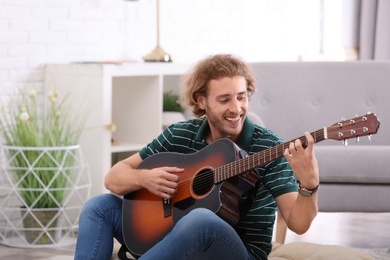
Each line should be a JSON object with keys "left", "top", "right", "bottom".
{"left": 162, "top": 198, "right": 172, "bottom": 218}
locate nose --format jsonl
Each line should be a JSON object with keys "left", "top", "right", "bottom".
{"left": 229, "top": 98, "right": 241, "bottom": 113}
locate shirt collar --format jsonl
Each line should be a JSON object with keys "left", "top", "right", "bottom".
{"left": 195, "top": 117, "right": 255, "bottom": 150}
{"left": 236, "top": 117, "right": 255, "bottom": 151}
{"left": 195, "top": 118, "right": 209, "bottom": 142}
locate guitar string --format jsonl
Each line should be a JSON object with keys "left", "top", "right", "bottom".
{"left": 156, "top": 116, "right": 374, "bottom": 195}
{"left": 174, "top": 117, "right": 374, "bottom": 193}
{"left": 173, "top": 141, "right": 296, "bottom": 193}
{"left": 174, "top": 129, "right": 327, "bottom": 193}
{"left": 175, "top": 129, "right": 324, "bottom": 193}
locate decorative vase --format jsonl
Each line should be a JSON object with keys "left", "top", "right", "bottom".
{"left": 0, "top": 145, "right": 91, "bottom": 247}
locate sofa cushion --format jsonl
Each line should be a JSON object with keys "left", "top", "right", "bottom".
{"left": 316, "top": 145, "right": 390, "bottom": 184}
{"left": 249, "top": 61, "right": 390, "bottom": 147}
{"left": 318, "top": 183, "right": 390, "bottom": 212}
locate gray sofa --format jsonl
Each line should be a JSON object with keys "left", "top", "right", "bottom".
{"left": 249, "top": 61, "right": 390, "bottom": 214}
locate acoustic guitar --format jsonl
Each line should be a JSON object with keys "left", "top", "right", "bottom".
{"left": 122, "top": 113, "right": 380, "bottom": 257}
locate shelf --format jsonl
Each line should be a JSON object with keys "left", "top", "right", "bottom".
{"left": 111, "top": 142, "right": 146, "bottom": 153}
{"left": 44, "top": 62, "right": 188, "bottom": 195}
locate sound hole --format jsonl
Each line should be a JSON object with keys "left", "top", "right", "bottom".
{"left": 192, "top": 169, "right": 214, "bottom": 196}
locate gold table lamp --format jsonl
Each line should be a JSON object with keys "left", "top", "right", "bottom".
{"left": 143, "top": 0, "right": 172, "bottom": 62}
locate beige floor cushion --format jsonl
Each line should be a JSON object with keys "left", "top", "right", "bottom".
{"left": 269, "top": 242, "right": 374, "bottom": 260}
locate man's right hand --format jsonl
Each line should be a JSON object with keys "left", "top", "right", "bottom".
{"left": 139, "top": 166, "right": 184, "bottom": 199}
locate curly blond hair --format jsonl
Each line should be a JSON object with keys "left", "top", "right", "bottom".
{"left": 180, "top": 54, "right": 256, "bottom": 117}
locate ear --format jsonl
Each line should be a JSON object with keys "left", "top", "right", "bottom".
{"left": 195, "top": 92, "right": 206, "bottom": 110}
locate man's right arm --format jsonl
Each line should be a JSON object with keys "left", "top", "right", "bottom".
{"left": 104, "top": 152, "right": 183, "bottom": 198}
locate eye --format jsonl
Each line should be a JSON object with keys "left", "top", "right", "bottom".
{"left": 237, "top": 95, "right": 247, "bottom": 101}
{"left": 218, "top": 96, "right": 230, "bottom": 103}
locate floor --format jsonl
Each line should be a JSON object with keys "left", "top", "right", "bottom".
{"left": 288, "top": 212, "right": 390, "bottom": 248}
{"left": 0, "top": 212, "right": 389, "bottom": 259}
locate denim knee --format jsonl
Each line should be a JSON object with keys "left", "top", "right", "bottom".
{"left": 80, "top": 193, "right": 122, "bottom": 219}
{"left": 76, "top": 194, "right": 123, "bottom": 259}
{"left": 176, "top": 208, "right": 226, "bottom": 231}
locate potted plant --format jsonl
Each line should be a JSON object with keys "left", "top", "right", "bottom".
{"left": 0, "top": 88, "right": 88, "bottom": 245}
{"left": 162, "top": 91, "right": 186, "bottom": 128}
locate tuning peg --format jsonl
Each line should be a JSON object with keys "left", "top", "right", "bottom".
{"left": 343, "top": 139, "right": 348, "bottom": 147}
{"left": 368, "top": 134, "right": 372, "bottom": 141}
{"left": 337, "top": 117, "right": 346, "bottom": 128}
{"left": 356, "top": 136, "right": 360, "bottom": 143}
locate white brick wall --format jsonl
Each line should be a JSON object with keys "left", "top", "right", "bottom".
{"left": 0, "top": 0, "right": 130, "bottom": 92}
{"left": 0, "top": 0, "right": 356, "bottom": 112}
{"left": 0, "top": 0, "right": 329, "bottom": 95}
{"left": 0, "top": 0, "right": 359, "bottom": 199}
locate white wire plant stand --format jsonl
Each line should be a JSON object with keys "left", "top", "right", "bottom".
{"left": 0, "top": 145, "right": 91, "bottom": 247}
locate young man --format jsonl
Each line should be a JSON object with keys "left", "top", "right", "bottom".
{"left": 75, "top": 54, "right": 319, "bottom": 260}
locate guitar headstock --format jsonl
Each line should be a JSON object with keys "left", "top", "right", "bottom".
{"left": 326, "top": 113, "right": 380, "bottom": 142}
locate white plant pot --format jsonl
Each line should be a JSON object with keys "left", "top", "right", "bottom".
{"left": 0, "top": 145, "right": 91, "bottom": 248}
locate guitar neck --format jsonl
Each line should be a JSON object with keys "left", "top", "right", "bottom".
{"left": 213, "top": 113, "right": 380, "bottom": 183}
{"left": 214, "top": 128, "right": 326, "bottom": 183}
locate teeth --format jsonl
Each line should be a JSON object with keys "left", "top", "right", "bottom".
{"left": 226, "top": 117, "right": 239, "bottom": 122}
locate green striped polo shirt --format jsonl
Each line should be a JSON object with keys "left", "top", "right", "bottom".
{"left": 139, "top": 117, "right": 298, "bottom": 260}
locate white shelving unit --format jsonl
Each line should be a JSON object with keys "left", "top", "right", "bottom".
{"left": 44, "top": 62, "right": 189, "bottom": 195}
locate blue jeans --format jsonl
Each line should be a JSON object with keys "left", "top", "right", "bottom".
{"left": 75, "top": 193, "right": 254, "bottom": 260}
{"left": 75, "top": 194, "right": 124, "bottom": 260}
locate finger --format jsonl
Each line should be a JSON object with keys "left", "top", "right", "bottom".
{"left": 294, "top": 138, "right": 303, "bottom": 150}
{"left": 160, "top": 191, "right": 173, "bottom": 200}
{"left": 304, "top": 132, "right": 315, "bottom": 153}
{"left": 161, "top": 186, "right": 177, "bottom": 195}
{"left": 165, "top": 172, "right": 180, "bottom": 183}
{"left": 289, "top": 141, "right": 297, "bottom": 155}
{"left": 164, "top": 178, "right": 179, "bottom": 189}
{"left": 162, "top": 185, "right": 178, "bottom": 199}
{"left": 163, "top": 166, "right": 185, "bottom": 173}
{"left": 284, "top": 148, "right": 293, "bottom": 163}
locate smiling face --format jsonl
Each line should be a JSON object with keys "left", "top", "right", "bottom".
{"left": 197, "top": 76, "right": 249, "bottom": 143}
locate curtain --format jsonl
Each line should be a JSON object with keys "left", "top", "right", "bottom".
{"left": 359, "top": 0, "right": 390, "bottom": 60}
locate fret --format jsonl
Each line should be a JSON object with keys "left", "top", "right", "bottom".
{"left": 225, "top": 164, "right": 229, "bottom": 180}
{"left": 225, "top": 166, "right": 228, "bottom": 181}
{"left": 275, "top": 146, "right": 278, "bottom": 160}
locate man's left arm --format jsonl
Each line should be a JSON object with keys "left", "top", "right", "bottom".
{"left": 275, "top": 132, "right": 320, "bottom": 234}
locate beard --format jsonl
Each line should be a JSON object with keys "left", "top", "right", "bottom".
{"left": 205, "top": 105, "right": 245, "bottom": 140}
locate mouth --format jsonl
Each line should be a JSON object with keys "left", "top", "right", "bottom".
{"left": 225, "top": 115, "right": 242, "bottom": 124}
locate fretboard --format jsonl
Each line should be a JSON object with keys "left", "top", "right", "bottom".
{"left": 214, "top": 129, "right": 326, "bottom": 183}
